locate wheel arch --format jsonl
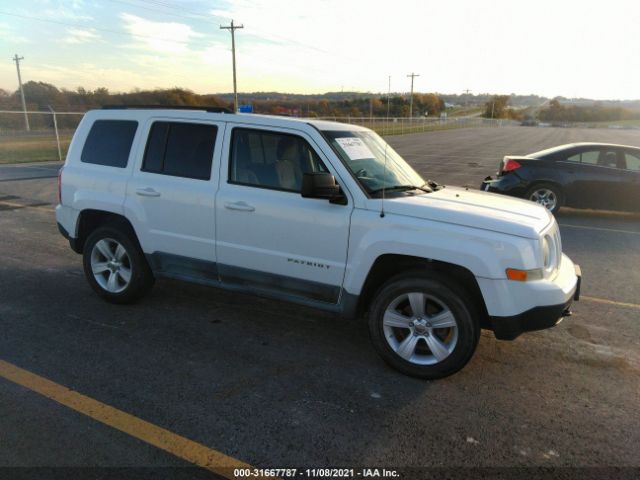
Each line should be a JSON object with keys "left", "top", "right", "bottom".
{"left": 75, "top": 209, "right": 140, "bottom": 253}
{"left": 356, "top": 254, "right": 490, "bottom": 328}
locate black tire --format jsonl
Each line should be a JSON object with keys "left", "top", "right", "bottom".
{"left": 82, "top": 224, "right": 154, "bottom": 304}
{"left": 526, "top": 182, "right": 563, "bottom": 215}
{"left": 368, "top": 272, "right": 480, "bottom": 379}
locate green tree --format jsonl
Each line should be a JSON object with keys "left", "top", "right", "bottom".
{"left": 483, "top": 95, "right": 510, "bottom": 118}
{"left": 19, "top": 81, "right": 63, "bottom": 108}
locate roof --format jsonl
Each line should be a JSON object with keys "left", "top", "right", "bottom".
{"left": 529, "top": 142, "right": 640, "bottom": 157}
{"left": 89, "top": 108, "right": 367, "bottom": 132}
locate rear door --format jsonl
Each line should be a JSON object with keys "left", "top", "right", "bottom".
{"left": 559, "top": 147, "right": 626, "bottom": 209}
{"left": 621, "top": 149, "right": 640, "bottom": 211}
{"left": 125, "top": 118, "right": 224, "bottom": 275}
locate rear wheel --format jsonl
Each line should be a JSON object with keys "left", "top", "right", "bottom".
{"left": 526, "top": 183, "right": 563, "bottom": 214}
{"left": 368, "top": 273, "right": 480, "bottom": 379}
{"left": 83, "top": 225, "right": 154, "bottom": 304}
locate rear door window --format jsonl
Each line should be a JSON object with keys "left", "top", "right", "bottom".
{"left": 81, "top": 120, "right": 138, "bottom": 168}
{"left": 566, "top": 150, "right": 599, "bottom": 165}
{"left": 142, "top": 121, "right": 217, "bottom": 180}
{"left": 623, "top": 151, "right": 640, "bottom": 171}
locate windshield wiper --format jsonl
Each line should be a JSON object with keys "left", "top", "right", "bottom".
{"left": 369, "top": 184, "right": 432, "bottom": 195}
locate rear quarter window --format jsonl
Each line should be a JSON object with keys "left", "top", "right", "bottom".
{"left": 81, "top": 120, "right": 138, "bottom": 168}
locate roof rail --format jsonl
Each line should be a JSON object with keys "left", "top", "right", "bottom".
{"left": 101, "top": 105, "right": 233, "bottom": 114}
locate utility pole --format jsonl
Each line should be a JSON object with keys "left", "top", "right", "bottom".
{"left": 13, "top": 54, "right": 30, "bottom": 131}
{"left": 407, "top": 72, "right": 419, "bottom": 118}
{"left": 385, "top": 75, "right": 391, "bottom": 136}
{"left": 463, "top": 88, "right": 471, "bottom": 107}
{"left": 220, "top": 20, "right": 244, "bottom": 113}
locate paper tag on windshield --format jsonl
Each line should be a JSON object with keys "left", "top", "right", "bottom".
{"left": 335, "top": 137, "right": 374, "bottom": 160}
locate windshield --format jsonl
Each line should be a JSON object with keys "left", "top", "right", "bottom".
{"left": 323, "top": 130, "right": 426, "bottom": 195}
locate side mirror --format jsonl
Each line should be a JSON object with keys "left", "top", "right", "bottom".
{"left": 301, "top": 172, "right": 347, "bottom": 205}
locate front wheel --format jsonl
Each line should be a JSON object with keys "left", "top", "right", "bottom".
{"left": 368, "top": 273, "right": 480, "bottom": 379}
{"left": 526, "top": 183, "right": 563, "bottom": 214}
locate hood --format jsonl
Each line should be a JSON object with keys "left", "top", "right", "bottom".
{"left": 381, "top": 186, "right": 552, "bottom": 239}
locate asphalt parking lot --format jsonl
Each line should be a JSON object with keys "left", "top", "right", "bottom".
{"left": 1, "top": 126, "right": 639, "bottom": 478}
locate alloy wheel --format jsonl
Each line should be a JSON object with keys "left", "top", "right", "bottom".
{"left": 529, "top": 188, "right": 558, "bottom": 211}
{"left": 90, "top": 238, "right": 132, "bottom": 293}
{"left": 382, "top": 292, "right": 459, "bottom": 365}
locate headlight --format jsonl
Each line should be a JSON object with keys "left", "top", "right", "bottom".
{"left": 542, "top": 235, "right": 551, "bottom": 268}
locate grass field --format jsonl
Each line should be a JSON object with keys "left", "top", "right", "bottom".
{"left": 0, "top": 134, "right": 72, "bottom": 164}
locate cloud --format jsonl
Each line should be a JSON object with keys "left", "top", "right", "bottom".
{"left": 38, "top": 6, "right": 93, "bottom": 22}
{"left": 17, "top": 62, "right": 151, "bottom": 93}
{"left": 120, "top": 13, "right": 202, "bottom": 54}
{"left": 62, "top": 27, "right": 100, "bottom": 44}
{"left": 0, "top": 22, "right": 30, "bottom": 44}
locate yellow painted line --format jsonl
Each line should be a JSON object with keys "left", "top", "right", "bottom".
{"left": 581, "top": 296, "right": 640, "bottom": 310}
{"left": 559, "top": 223, "right": 640, "bottom": 236}
{"left": 0, "top": 359, "right": 255, "bottom": 478}
{"left": 0, "top": 200, "right": 54, "bottom": 213}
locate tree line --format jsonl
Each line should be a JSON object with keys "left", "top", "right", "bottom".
{"left": 479, "top": 95, "right": 640, "bottom": 123}
{"left": 0, "top": 81, "right": 446, "bottom": 131}
{"left": 537, "top": 99, "right": 640, "bottom": 123}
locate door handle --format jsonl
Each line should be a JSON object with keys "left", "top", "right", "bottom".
{"left": 224, "top": 201, "right": 255, "bottom": 212}
{"left": 136, "top": 187, "right": 161, "bottom": 197}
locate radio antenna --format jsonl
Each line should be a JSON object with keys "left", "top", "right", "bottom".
{"left": 381, "top": 75, "right": 391, "bottom": 218}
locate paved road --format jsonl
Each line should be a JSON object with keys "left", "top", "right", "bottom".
{"left": 0, "top": 127, "right": 639, "bottom": 478}
{"left": 0, "top": 161, "right": 61, "bottom": 183}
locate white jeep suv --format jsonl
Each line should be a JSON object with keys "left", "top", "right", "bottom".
{"left": 56, "top": 106, "right": 581, "bottom": 379}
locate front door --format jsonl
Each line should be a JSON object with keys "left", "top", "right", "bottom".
{"left": 215, "top": 125, "right": 352, "bottom": 304}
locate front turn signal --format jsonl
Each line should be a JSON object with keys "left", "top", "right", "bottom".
{"left": 506, "top": 268, "right": 543, "bottom": 282}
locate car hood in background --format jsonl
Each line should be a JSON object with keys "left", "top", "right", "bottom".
{"left": 383, "top": 186, "right": 552, "bottom": 239}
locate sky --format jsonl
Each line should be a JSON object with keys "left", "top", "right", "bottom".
{"left": 1, "top": 0, "right": 639, "bottom": 99}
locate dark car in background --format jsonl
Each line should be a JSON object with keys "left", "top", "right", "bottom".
{"left": 481, "top": 143, "right": 640, "bottom": 214}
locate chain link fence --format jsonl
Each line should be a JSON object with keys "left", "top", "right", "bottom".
{"left": 0, "top": 110, "right": 515, "bottom": 164}
{"left": 313, "top": 116, "right": 516, "bottom": 135}
{"left": 0, "top": 110, "right": 84, "bottom": 164}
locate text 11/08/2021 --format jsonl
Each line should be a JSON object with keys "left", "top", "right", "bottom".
{"left": 233, "top": 468, "right": 400, "bottom": 478}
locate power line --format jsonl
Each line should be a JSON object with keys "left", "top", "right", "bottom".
{"left": 0, "top": 9, "right": 336, "bottom": 90}
{"left": 220, "top": 20, "right": 244, "bottom": 112}
{"left": 13, "top": 54, "right": 29, "bottom": 131}
{"left": 134, "top": 0, "right": 330, "bottom": 55}
{"left": 106, "top": 0, "right": 214, "bottom": 24}
{"left": 0, "top": 10, "right": 218, "bottom": 49}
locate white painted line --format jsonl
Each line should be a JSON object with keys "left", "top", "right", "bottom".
{"left": 581, "top": 296, "right": 640, "bottom": 310}
{"left": 559, "top": 223, "right": 640, "bottom": 236}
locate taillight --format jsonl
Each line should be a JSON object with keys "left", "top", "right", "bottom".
{"left": 57, "top": 167, "right": 63, "bottom": 204}
{"left": 502, "top": 159, "right": 522, "bottom": 173}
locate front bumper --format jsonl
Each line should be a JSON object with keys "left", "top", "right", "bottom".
{"left": 489, "top": 264, "right": 581, "bottom": 340}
